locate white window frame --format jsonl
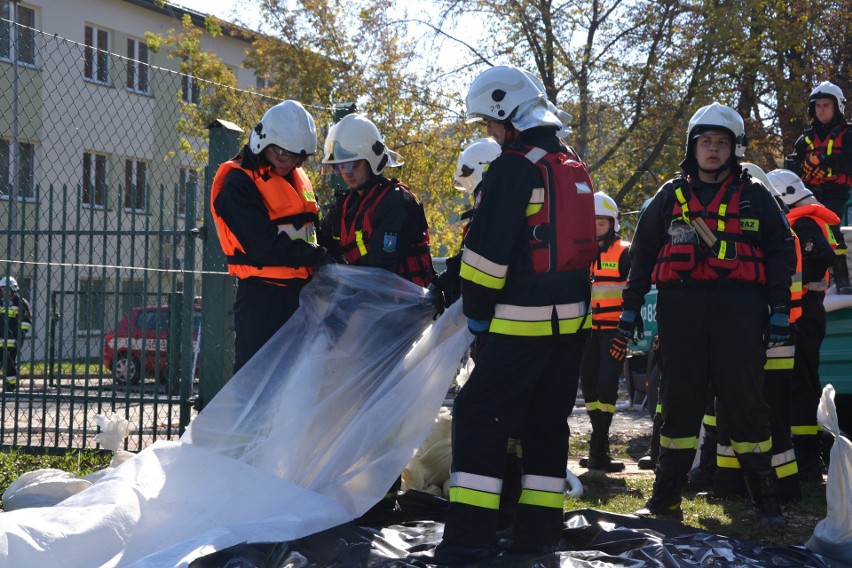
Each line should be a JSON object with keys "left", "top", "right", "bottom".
{"left": 84, "top": 24, "right": 111, "bottom": 85}
{"left": 126, "top": 36, "right": 149, "bottom": 94}
{"left": 0, "top": 1, "right": 37, "bottom": 66}
{"left": 0, "top": 138, "right": 36, "bottom": 202}
{"left": 82, "top": 151, "right": 107, "bottom": 208}
{"left": 124, "top": 158, "right": 147, "bottom": 212}
{"left": 181, "top": 71, "right": 199, "bottom": 104}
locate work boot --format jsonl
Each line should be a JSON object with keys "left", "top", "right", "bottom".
{"left": 710, "top": 465, "right": 749, "bottom": 499}
{"left": 833, "top": 255, "right": 852, "bottom": 294}
{"left": 418, "top": 541, "right": 498, "bottom": 565}
{"left": 586, "top": 412, "right": 625, "bottom": 472}
{"left": 635, "top": 465, "right": 687, "bottom": 521}
{"left": 687, "top": 426, "right": 717, "bottom": 492}
{"left": 739, "top": 453, "right": 786, "bottom": 526}
{"left": 638, "top": 413, "right": 661, "bottom": 470}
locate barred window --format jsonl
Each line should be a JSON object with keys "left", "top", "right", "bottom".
{"left": 84, "top": 24, "right": 110, "bottom": 84}
{"left": 82, "top": 151, "right": 107, "bottom": 207}
{"left": 124, "top": 159, "right": 147, "bottom": 211}
{"left": 126, "top": 37, "right": 148, "bottom": 93}
{"left": 0, "top": 1, "right": 36, "bottom": 65}
{"left": 0, "top": 138, "right": 35, "bottom": 200}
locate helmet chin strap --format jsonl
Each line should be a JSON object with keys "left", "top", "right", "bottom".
{"left": 698, "top": 157, "right": 733, "bottom": 181}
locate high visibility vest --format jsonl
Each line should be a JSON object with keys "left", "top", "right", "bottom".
{"left": 803, "top": 124, "right": 850, "bottom": 186}
{"left": 591, "top": 239, "right": 629, "bottom": 330}
{"left": 787, "top": 203, "right": 841, "bottom": 294}
{"left": 653, "top": 176, "right": 766, "bottom": 285}
{"left": 211, "top": 160, "right": 319, "bottom": 280}
{"left": 789, "top": 231, "right": 803, "bottom": 323}
{"left": 339, "top": 178, "right": 435, "bottom": 287}
{"left": 503, "top": 145, "right": 597, "bottom": 274}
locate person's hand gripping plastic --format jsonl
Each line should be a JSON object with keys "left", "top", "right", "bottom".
{"left": 765, "top": 310, "right": 790, "bottom": 348}
{"left": 609, "top": 310, "right": 637, "bottom": 362}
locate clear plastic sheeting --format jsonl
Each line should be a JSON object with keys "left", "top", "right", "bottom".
{"left": 0, "top": 265, "right": 472, "bottom": 568}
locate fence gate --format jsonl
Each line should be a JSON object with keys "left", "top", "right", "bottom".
{"left": 0, "top": 19, "right": 275, "bottom": 452}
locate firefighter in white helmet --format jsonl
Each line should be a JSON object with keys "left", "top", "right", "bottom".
{"left": 623, "top": 102, "right": 795, "bottom": 526}
{"left": 210, "top": 100, "right": 327, "bottom": 375}
{"left": 1, "top": 276, "right": 31, "bottom": 392}
{"left": 578, "top": 192, "right": 631, "bottom": 473}
{"left": 768, "top": 168, "right": 839, "bottom": 486}
{"left": 319, "top": 113, "right": 436, "bottom": 288}
{"left": 785, "top": 80, "right": 852, "bottom": 294}
{"left": 426, "top": 65, "right": 596, "bottom": 563}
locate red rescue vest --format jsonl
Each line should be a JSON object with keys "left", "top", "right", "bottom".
{"left": 339, "top": 178, "right": 435, "bottom": 287}
{"left": 652, "top": 176, "right": 766, "bottom": 285}
{"left": 591, "top": 239, "right": 629, "bottom": 329}
{"left": 804, "top": 124, "right": 851, "bottom": 186}
{"left": 211, "top": 160, "right": 319, "bottom": 281}
{"left": 503, "top": 145, "right": 597, "bottom": 274}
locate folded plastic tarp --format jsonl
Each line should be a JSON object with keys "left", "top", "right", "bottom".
{"left": 0, "top": 265, "right": 472, "bottom": 567}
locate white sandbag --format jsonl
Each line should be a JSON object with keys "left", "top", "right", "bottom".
{"left": 806, "top": 384, "right": 852, "bottom": 563}
{"left": 402, "top": 408, "right": 453, "bottom": 496}
{"left": 2, "top": 469, "right": 92, "bottom": 511}
{"left": 93, "top": 413, "right": 132, "bottom": 453}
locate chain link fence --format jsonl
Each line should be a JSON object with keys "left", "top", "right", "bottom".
{"left": 0, "top": 19, "right": 280, "bottom": 452}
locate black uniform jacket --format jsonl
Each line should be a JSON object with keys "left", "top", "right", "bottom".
{"left": 461, "top": 126, "right": 591, "bottom": 322}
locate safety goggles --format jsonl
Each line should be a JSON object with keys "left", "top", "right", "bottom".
{"left": 331, "top": 161, "right": 361, "bottom": 175}
{"left": 268, "top": 145, "right": 310, "bottom": 165}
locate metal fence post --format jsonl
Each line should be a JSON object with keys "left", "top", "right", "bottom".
{"left": 198, "top": 119, "right": 243, "bottom": 409}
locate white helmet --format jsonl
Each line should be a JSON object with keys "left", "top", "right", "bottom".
{"left": 766, "top": 169, "right": 813, "bottom": 206}
{"left": 322, "top": 113, "right": 402, "bottom": 175}
{"left": 0, "top": 276, "right": 18, "bottom": 291}
{"left": 465, "top": 66, "right": 543, "bottom": 123}
{"left": 809, "top": 81, "right": 846, "bottom": 118}
{"left": 248, "top": 100, "right": 317, "bottom": 157}
{"left": 594, "top": 192, "right": 620, "bottom": 233}
{"left": 740, "top": 162, "right": 777, "bottom": 196}
{"left": 454, "top": 138, "right": 502, "bottom": 194}
{"left": 686, "top": 102, "right": 747, "bottom": 158}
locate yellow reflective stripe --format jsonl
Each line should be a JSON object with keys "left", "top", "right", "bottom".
{"left": 703, "top": 414, "right": 717, "bottom": 427}
{"left": 717, "top": 455, "right": 741, "bottom": 469}
{"left": 836, "top": 248, "right": 846, "bottom": 257}
{"left": 526, "top": 203, "right": 543, "bottom": 216}
{"left": 660, "top": 435, "right": 699, "bottom": 450}
{"left": 559, "top": 316, "right": 590, "bottom": 334}
{"left": 302, "top": 189, "right": 317, "bottom": 202}
{"left": 827, "top": 139, "right": 834, "bottom": 155}
{"left": 730, "top": 438, "right": 772, "bottom": 455}
{"left": 354, "top": 229, "right": 368, "bottom": 256}
{"left": 585, "top": 401, "right": 615, "bottom": 413}
{"left": 518, "top": 489, "right": 564, "bottom": 509}
{"left": 1, "top": 307, "right": 20, "bottom": 316}
{"left": 449, "top": 487, "right": 500, "bottom": 509}
{"left": 20, "top": 323, "right": 31, "bottom": 332}
{"left": 776, "top": 461, "right": 798, "bottom": 479}
{"left": 805, "top": 136, "right": 814, "bottom": 149}
{"left": 717, "top": 203, "right": 727, "bottom": 232}
{"left": 791, "top": 425, "right": 822, "bottom": 436}
{"left": 2, "top": 340, "right": 17, "bottom": 347}
{"left": 491, "top": 319, "right": 551, "bottom": 336}
{"left": 460, "top": 262, "right": 506, "bottom": 290}
{"left": 655, "top": 403, "right": 662, "bottom": 414}
{"left": 764, "top": 357, "right": 794, "bottom": 371}
{"left": 522, "top": 474, "right": 565, "bottom": 493}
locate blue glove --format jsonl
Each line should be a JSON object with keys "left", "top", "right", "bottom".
{"left": 467, "top": 318, "right": 490, "bottom": 336}
{"left": 766, "top": 311, "right": 790, "bottom": 348}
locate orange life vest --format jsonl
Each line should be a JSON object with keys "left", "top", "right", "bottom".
{"left": 787, "top": 204, "right": 841, "bottom": 296}
{"left": 652, "top": 177, "right": 766, "bottom": 285}
{"left": 591, "top": 239, "right": 629, "bottom": 330}
{"left": 211, "top": 160, "right": 319, "bottom": 281}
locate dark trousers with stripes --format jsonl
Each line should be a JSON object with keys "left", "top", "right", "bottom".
{"left": 656, "top": 286, "right": 771, "bottom": 479}
{"left": 580, "top": 328, "right": 623, "bottom": 408}
{"left": 443, "top": 331, "right": 587, "bottom": 548}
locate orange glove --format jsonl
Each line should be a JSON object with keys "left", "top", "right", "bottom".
{"left": 609, "top": 334, "right": 630, "bottom": 362}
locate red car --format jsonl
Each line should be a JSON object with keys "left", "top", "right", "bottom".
{"left": 103, "top": 302, "right": 201, "bottom": 385}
